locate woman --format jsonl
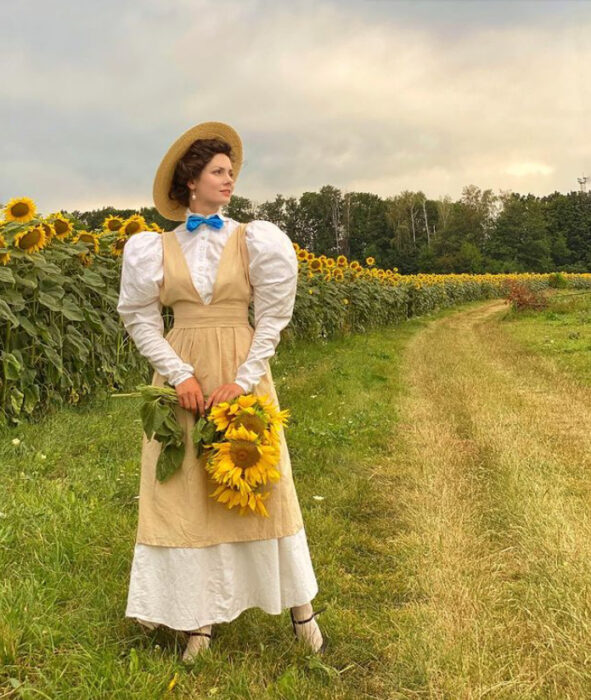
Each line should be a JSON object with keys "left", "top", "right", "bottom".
{"left": 116, "top": 121, "right": 325, "bottom": 662}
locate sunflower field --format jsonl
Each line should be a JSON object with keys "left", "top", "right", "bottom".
{"left": 1, "top": 196, "right": 590, "bottom": 426}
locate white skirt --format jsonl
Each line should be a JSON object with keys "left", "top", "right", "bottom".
{"left": 125, "top": 527, "right": 318, "bottom": 630}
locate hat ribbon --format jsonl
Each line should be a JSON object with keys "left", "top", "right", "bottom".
{"left": 186, "top": 214, "right": 224, "bottom": 232}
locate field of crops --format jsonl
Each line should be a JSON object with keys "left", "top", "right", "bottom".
{"left": 1, "top": 196, "right": 590, "bottom": 425}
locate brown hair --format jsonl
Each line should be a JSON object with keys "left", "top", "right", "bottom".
{"left": 168, "top": 138, "right": 233, "bottom": 208}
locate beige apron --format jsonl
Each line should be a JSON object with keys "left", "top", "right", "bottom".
{"left": 135, "top": 224, "right": 304, "bottom": 547}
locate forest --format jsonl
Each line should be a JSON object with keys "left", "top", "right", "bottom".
{"left": 76, "top": 185, "right": 591, "bottom": 275}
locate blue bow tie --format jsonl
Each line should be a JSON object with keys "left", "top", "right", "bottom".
{"left": 186, "top": 213, "right": 224, "bottom": 232}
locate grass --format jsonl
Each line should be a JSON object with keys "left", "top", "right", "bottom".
{"left": 2, "top": 291, "right": 591, "bottom": 697}
{"left": 500, "top": 289, "right": 591, "bottom": 386}
{"left": 0, "top": 299, "right": 481, "bottom": 699}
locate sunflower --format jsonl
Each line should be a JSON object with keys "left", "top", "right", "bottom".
{"left": 13, "top": 225, "right": 48, "bottom": 253}
{"left": 256, "top": 393, "right": 290, "bottom": 427}
{"left": 0, "top": 234, "right": 10, "bottom": 265}
{"left": 40, "top": 221, "right": 55, "bottom": 243}
{"left": 332, "top": 268, "right": 344, "bottom": 281}
{"left": 110, "top": 236, "right": 127, "bottom": 257}
{"left": 3, "top": 197, "right": 36, "bottom": 223}
{"left": 149, "top": 222, "right": 164, "bottom": 233}
{"left": 336, "top": 255, "right": 348, "bottom": 268}
{"left": 349, "top": 260, "right": 361, "bottom": 271}
{"left": 103, "top": 215, "right": 124, "bottom": 233}
{"left": 51, "top": 213, "right": 73, "bottom": 240}
{"left": 309, "top": 258, "right": 322, "bottom": 272}
{"left": 72, "top": 230, "right": 100, "bottom": 254}
{"left": 232, "top": 410, "right": 267, "bottom": 438}
{"left": 292, "top": 241, "right": 300, "bottom": 252}
{"left": 120, "top": 214, "right": 147, "bottom": 236}
{"left": 306, "top": 251, "right": 314, "bottom": 261}
{"left": 210, "top": 484, "right": 271, "bottom": 517}
{"left": 325, "top": 258, "right": 335, "bottom": 268}
{"left": 208, "top": 432, "right": 280, "bottom": 488}
{"left": 296, "top": 249, "right": 308, "bottom": 262}
{"left": 366, "top": 256, "right": 375, "bottom": 266}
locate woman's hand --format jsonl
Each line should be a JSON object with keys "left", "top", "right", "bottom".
{"left": 175, "top": 376, "right": 205, "bottom": 416}
{"left": 205, "top": 382, "right": 245, "bottom": 411}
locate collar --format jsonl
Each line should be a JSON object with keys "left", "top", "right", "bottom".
{"left": 184, "top": 206, "right": 226, "bottom": 219}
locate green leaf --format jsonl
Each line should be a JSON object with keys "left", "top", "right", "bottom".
{"left": 161, "top": 413, "right": 183, "bottom": 440}
{"left": 61, "top": 295, "right": 85, "bottom": 321}
{"left": 41, "top": 345, "right": 63, "bottom": 372}
{"left": 64, "top": 326, "right": 91, "bottom": 361}
{"left": 23, "top": 384, "right": 40, "bottom": 414}
{"left": 38, "top": 277, "right": 65, "bottom": 295}
{"left": 151, "top": 404, "right": 169, "bottom": 435}
{"left": 31, "top": 257, "right": 61, "bottom": 275}
{"left": 140, "top": 399, "right": 158, "bottom": 439}
{"left": 81, "top": 269, "right": 106, "bottom": 290}
{"left": 0, "top": 299, "right": 19, "bottom": 327}
{"left": 36, "top": 321, "right": 56, "bottom": 346}
{"left": 9, "top": 386, "right": 24, "bottom": 415}
{"left": 83, "top": 307, "right": 103, "bottom": 332}
{"left": 203, "top": 421, "right": 217, "bottom": 443}
{"left": 156, "top": 442, "right": 185, "bottom": 482}
{"left": 0, "top": 267, "right": 15, "bottom": 284}
{"left": 12, "top": 272, "right": 38, "bottom": 290}
{"left": 2, "top": 352, "right": 22, "bottom": 380}
{"left": 37, "top": 291, "right": 63, "bottom": 312}
{"left": 2, "top": 288, "right": 26, "bottom": 310}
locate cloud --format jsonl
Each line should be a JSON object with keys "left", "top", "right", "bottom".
{"left": 1, "top": 0, "right": 590, "bottom": 212}
{"left": 505, "top": 162, "right": 554, "bottom": 177}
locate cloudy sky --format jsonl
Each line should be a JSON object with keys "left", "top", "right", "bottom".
{"left": 2, "top": 0, "right": 590, "bottom": 214}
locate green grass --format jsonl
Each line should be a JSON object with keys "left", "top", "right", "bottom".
{"left": 4, "top": 291, "right": 591, "bottom": 698}
{"left": 0, "top": 299, "right": 487, "bottom": 699}
{"left": 500, "top": 289, "right": 591, "bottom": 386}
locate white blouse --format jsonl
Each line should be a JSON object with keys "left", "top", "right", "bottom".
{"left": 116, "top": 208, "right": 298, "bottom": 394}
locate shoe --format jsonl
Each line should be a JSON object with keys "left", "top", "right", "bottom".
{"left": 182, "top": 629, "right": 212, "bottom": 663}
{"left": 290, "top": 606, "right": 327, "bottom": 653}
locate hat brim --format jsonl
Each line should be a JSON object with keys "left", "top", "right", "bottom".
{"left": 152, "top": 121, "right": 243, "bottom": 221}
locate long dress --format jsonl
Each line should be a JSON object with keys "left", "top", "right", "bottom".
{"left": 116, "top": 209, "right": 318, "bottom": 630}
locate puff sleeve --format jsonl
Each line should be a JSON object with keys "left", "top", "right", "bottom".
{"left": 234, "top": 221, "right": 298, "bottom": 393}
{"left": 116, "top": 232, "right": 196, "bottom": 386}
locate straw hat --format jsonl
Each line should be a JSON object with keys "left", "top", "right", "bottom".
{"left": 152, "top": 121, "right": 243, "bottom": 221}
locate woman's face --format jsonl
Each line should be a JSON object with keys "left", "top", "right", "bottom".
{"left": 187, "top": 153, "right": 234, "bottom": 212}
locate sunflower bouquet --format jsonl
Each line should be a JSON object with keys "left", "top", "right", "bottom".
{"left": 203, "top": 394, "right": 290, "bottom": 517}
{"left": 111, "top": 386, "right": 290, "bottom": 517}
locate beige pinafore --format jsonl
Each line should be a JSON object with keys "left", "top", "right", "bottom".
{"left": 135, "top": 224, "right": 304, "bottom": 547}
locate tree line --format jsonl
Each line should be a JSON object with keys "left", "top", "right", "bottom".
{"left": 76, "top": 184, "right": 591, "bottom": 274}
